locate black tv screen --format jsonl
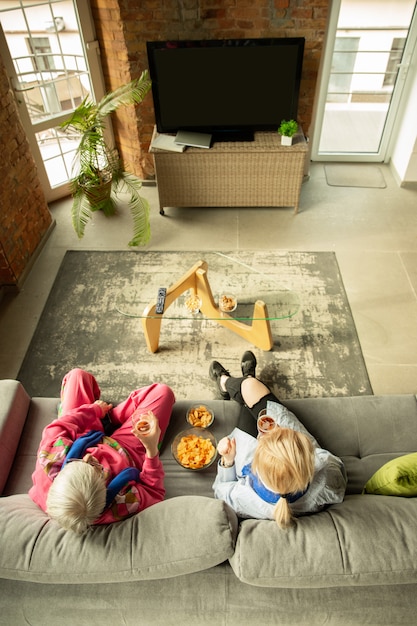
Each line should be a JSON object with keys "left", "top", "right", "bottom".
{"left": 146, "top": 37, "right": 305, "bottom": 140}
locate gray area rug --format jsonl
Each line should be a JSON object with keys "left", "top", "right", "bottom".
{"left": 18, "top": 250, "right": 372, "bottom": 403}
{"left": 324, "top": 164, "right": 386, "bottom": 188}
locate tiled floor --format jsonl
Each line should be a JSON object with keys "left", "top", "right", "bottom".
{"left": 1, "top": 162, "right": 416, "bottom": 395}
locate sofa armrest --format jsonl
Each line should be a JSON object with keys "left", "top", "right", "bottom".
{"left": 0, "top": 380, "right": 30, "bottom": 494}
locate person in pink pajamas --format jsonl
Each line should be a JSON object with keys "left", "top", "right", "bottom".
{"left": 29, "top": 368, "right": 175, "bottom": 534}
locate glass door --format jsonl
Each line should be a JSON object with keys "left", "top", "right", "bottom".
{"left": 0, "top": 0, "right": 106, "bottom": 201}
{"left": 311, "top": 0, "right": 417, "bottom": 161}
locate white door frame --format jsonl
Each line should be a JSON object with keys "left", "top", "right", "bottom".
{"left": 310, "top": 0, "right": 417, "bottom": 162}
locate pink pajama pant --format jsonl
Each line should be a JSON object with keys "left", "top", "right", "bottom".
{"left": 59, "top": 368, "right": 175, "bottom": 449}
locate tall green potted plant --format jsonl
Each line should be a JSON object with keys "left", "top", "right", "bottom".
{"left": 60, "top": 71, "right": 152, "bottom": 247}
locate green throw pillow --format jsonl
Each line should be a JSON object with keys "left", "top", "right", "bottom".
{"left": 364, "top": 452, "right": 417, "bottom": 496}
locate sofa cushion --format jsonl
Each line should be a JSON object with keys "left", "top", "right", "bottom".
{"left": 364, "top": 452, "right": 417, "bottom": 496}
{"left": 229, "top": 494, "right": 417, "bottom": 588}
{"left": 0, "top": 494, "right": 237, "bottom": 583}
{"left": 0, "top": 380, "right": 30, "bottom": 494}
{"left": 159, "top": 399, "right": 240, "bottom": 499}
{"left": 284, "top": 395, "right": 417, "bottom": 494}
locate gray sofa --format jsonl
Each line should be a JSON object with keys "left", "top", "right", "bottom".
{"left": 1, "top": 379, "right": 417, "bottom": 625}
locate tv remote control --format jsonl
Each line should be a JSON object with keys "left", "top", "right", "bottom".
{"left": 155, "top": 287, "right": 167, "bottom": 314}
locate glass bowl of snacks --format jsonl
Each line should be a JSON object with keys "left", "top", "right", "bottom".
{"left": 171, "top": 427, "right": 217, "bottom": 471}
{"left": 218, "top": 293, "right": 237, "bottom": 313}
{"left": 186, "top": 404, "right": 214, "bottom": 428}
{"left": 184, "top": 293, "right": 202, "bottom": 314}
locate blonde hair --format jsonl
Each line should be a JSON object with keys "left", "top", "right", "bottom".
{"left": 46, "top": 462, "right": 106, "bottom": 534}
{"left": 252, "top": 427, "right": 315, "bottom": 530}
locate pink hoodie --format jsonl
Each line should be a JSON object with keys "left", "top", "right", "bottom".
{"left": 29, "top": 390, "right": 172, "bottom": 524}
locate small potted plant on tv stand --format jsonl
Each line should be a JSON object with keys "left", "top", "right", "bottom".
{"left": 278, "top": 119, "right": 298, "bottom": 146}
{"left": 60, "top": 71, "right": 152, "bottom": 247}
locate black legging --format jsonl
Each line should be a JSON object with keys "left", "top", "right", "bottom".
{"left": 224, "top": 375, "right": 281, "bottom": 438}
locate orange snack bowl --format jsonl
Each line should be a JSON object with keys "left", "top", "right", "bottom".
{"left": 171, "top": 427, "right": 217, "bottom": 471}
{"left": 186, "top": 404, "right": 214, "bottom": 428}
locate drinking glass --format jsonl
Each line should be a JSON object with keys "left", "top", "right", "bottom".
{"left": 257, "top": 409, "right": 277, "bottom": 435}
{"left": 132, "top": 409, "right": 155, "bottom": 435}
{"left": 218, "top": 293, "right": 237, "bottom": 313}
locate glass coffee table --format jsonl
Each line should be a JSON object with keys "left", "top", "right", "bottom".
{"left": 116, "top": 252, "right": 300, "bottom": 353}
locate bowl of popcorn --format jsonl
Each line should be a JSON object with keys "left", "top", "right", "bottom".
{"left": 171, "top": 427, "right": 217, "bottom": 471}
{"left": 184, "top": 293, "right": 202, "bottom": 314}
{"left": 218, "top": 293, "right": 237, "bottom": 313}
{"left": 186, "top": 404, "right": 214, "bottom": 428}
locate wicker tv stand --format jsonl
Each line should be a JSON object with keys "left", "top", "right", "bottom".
{"left": 150, "top": 128, "right": 308, "bottom": 215}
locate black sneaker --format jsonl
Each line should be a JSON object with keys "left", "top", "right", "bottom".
{"left": 209, "top": 361, "right": 231, "bottom": 399}
{"left": 241, "top": 350, "right": 257, "bottom": 377}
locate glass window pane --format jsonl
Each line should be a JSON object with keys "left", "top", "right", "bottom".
{"left": 0, "top": 0, "right": 95, "bottom": 190}
{"left": 44, "top": 155, "right": 70, "bottom": 187}
{"left": 319, "top": 0, "right": 416, "bottom": 155}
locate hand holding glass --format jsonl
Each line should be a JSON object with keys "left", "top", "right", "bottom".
{"left": 131, "top": 409, "right": 156, "bottom": 436}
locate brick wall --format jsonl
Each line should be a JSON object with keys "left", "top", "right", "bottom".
{"left": 0, "top": 56, "right": 52, "bottom": 287}
{"left": 90, "top": 0, "right": 330, "bottom": 178}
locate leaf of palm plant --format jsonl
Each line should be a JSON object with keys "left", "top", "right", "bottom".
{"left": 71, "top": 188, "right": 94, "bottom": 239}
{"left": 98, "top": 71, "right": 152, "bottom": 118}
{"left": 77, "top": 130, "right": 107, "bottom": 168}
{"left": 117, "top": 173, "right": 151, "bottom": 247}
{"left": 60, "top": 99, "right": 99, "bottom": 134}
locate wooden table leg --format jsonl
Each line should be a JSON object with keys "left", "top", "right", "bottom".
{"left": 141, "top": 261, "right": 208, "bottom": 353}
{"left": 141, "top": 316, "right": 163, "bottom": 353}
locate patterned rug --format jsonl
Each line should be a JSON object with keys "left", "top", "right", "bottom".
{"left": 18, "top": 250, "right": 372, "bottom": 403}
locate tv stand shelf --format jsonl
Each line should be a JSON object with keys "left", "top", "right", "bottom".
{"left": 150, "top": 128, "right": 308, "bottom": 215}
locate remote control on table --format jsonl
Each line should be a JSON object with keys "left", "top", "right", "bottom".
{"left": 155, "top": 287, "right": 167, "bottom": 314}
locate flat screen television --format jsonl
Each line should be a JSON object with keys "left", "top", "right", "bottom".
{"left": 146, "top": 37, "right": 305, "bottom": 141}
